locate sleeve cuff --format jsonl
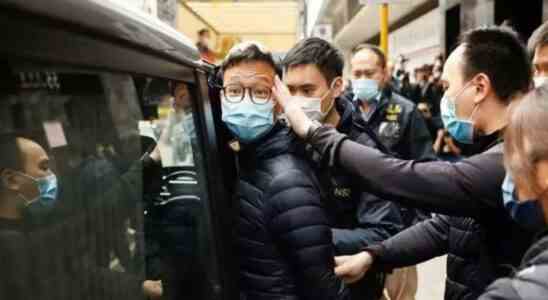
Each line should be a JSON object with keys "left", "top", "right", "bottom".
{"left": 362, "top": 243, "right": 395, "bottom": 273}
{"left": 362, "top": 244, "right": 385, "bottom": 261}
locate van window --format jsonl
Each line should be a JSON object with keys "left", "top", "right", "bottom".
{"left": 0, "top": 62, "right": 218, "bottom": 299}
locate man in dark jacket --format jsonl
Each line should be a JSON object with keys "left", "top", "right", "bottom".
{"left": 0, "top": 134, "right": 163, "bottom": 300}
{"left": 217, "top": 41, "right": 349, "bottom": 300}
{"left": 346, "top": 44, "right": 436, "bottom": 227}
{"left": 273, "top": 26, "right": 535, "bottom": 300}
{"left": 281, "top": 37, "right": 405, "bottom": 300}
{"left": 346, "top": 44, "right": 436, "bottom": 299}
{"left": 347, "top": 45, "right": 435, "bottom": 163}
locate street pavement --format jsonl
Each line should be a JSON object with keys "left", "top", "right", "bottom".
{"left": 416, "top": 256, "right": 447, "bottom": 300}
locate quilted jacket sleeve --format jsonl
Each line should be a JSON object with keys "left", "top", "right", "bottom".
{"left": 266, "top": 169, "right": 350, "bottom": 300}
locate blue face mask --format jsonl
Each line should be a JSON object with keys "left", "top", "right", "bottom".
{"left": 221, "top": 95, "right": 275, "bottom": 143}
{"left": 17, "top": 172, "right": 59, "bottom": 207}
{"left": 501, "top": 174, "right": 546, "bottom": 232}
{"left": 352, "top": 79, "right": 380, "bottom": 103}
{"left": 440, "top": 83, "right": 479, "bottom": 144}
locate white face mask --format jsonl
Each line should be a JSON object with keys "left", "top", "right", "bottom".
{"left": 534, "top": 76, "right": 548, "bottom": 88}
{"left": 293, "top": 89, "right": 334, "bottom": 122}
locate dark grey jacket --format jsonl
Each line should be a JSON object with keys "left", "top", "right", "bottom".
{"left": 306, "top": 126, "right": 535, "bottom": 299}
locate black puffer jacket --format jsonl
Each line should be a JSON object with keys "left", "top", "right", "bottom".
{"left": 236, "top": 124, "right": 349, "bottom": 300}
{"left": 367, "top": 213, "right": 527, "bottom": 300}
{"left": 479, "top": 228, "right": 548, "bottom": 300}
{"left": 359, "top": 141, "right": 534, "bottom": 300}
{"left": 308, "top": 98, "right": 406, "bottom": 300}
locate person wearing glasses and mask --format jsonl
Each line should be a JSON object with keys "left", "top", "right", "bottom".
{"left": 273, "top": 26, "right": 536, "bottom": 300}
{"left": 216, "top": 42, "right": 349, "bottom": 300}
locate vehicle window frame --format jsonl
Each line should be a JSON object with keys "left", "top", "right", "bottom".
{"left": 0, "top": 6, "right": 233, "bottom": 300}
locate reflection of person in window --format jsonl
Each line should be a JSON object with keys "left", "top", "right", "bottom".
{"left": 0, "top": 134, "right": 163, "bottom": 300}
{"left": 196, "top": 28, "right": 216, "bottom": 63}
{"left": 158, "top": 82, "right": 195, "bottom": 166}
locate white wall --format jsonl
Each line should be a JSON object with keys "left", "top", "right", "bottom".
{"left": 388, "top": 8, "right": 442, "bottom": 74}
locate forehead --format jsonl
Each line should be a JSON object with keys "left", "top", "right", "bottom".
{"left": 284, "top": 64, "right": 328, "bottom": 87}
{"left": 223, "top": 61, "right": 275, "bottom": 85}
{"left": 441, "top": 45, "right": 466, "bottom": 81}
{"left": 351, "top": 49, "right": 382, "bottom": 68}
{"left": 16, "top": 138, "right": 48, "bottom": 167}
{"left": 533, "top": 45, "right": 548, "bottom": 64}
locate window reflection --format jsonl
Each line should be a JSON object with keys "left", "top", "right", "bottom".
{"left": 0, "top": 63, "right": 213, "bottom": 300}
{"left": 140, "top": 81, "right": 196, "bottom": 167}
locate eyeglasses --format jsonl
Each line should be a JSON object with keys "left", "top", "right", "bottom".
{"left": 222, "top": 84, "right": 272, "bottom": 105}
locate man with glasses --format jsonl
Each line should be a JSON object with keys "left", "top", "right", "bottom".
{"left": 274, "top": 25, "right": 534, "bottom": 300}
{"left": 215, "top": 42, "right": 350, "bottom": 300}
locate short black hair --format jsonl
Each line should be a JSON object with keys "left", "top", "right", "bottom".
{"left": 352, "top": 44, "right": 386, "bottom": 69}
{"left": 198, "top": 28, "right": 210, "bottom": 37}
{"left": 460, "top": 25, "right": 531, "bottom": 102}
{"left": 528, "top": 21, "right": 548, "bottom": 56}
{"left": 282, "top": 37, "right": 344, "bottom": 84}
{"left": 219, "top": 43, "right": 279, "bottom": 79}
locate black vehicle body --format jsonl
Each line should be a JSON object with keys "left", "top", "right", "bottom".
{"left": 0, "top": 1, "right": 237, "bottom": 299}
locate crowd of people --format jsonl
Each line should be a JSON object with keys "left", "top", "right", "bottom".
{"left": 390, "top": 53, "right": 467, "bottom": 161}
{"left": 4, "top": 15, "right": 548, "bottom": 300}
{"left": 211, "top": 21, "right": 548, "bottom": 300}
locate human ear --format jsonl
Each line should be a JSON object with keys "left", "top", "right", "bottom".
{"left": 0, "top": 169, "right": 22, "bottom": 191}
{"left": 332, "top": 77, "right": 344, "bottom": 98}
{"left": 473, "top": 73, "right": 491, "bottom": 105}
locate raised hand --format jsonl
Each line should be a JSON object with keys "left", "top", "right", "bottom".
{"left": 271, "top": 75, "right": 313, "bottom": 138}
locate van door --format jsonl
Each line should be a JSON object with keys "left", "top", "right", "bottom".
{"left": 0, "top": 60, "right": 224, "bottom": 300}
